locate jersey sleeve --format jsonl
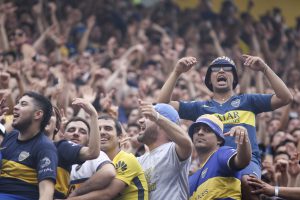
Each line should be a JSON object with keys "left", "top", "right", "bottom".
{"left": 217, "top": 146, "right": 237, "bottom": 172}
{"left": 115, "top": 154, "right": 142, "bottom": 186}
{"left": 246, "top": 93, "right": 273, "bottom": 114}
{"left": 179, "top": 101, "right": 204, "bottom": 121}
{"left": 36, "top": 142, "right": 58, "bottom": 183}
{"left": 56, "top": 140, "right": 83, "bottom": 165}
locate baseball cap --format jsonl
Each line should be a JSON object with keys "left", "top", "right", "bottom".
{"left": 154, "top": 103, "right": 180, "bottom": 124}
{"left": 188, "top": 114, "right": 225, "bottom": 145}
{"left": 204, "top": 56, "right": 238, "bottom": 91}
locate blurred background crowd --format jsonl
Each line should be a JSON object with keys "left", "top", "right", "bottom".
{"left": 0, "top": 0, "right": 300, "bottom": 199}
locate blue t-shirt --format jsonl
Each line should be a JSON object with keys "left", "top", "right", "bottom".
{"left": 54, "top": 140, "right": 83, "bottom": 198}
{"left": 0, "top": 130, "right": 58, "bottom": 200}
{"left": 189, "top": 146, "right": 241, "bottom": 200}
{"left": 179, "top": 94, "right": 272, "bottom": 161}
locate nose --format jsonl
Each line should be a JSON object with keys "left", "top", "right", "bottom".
{"left": 72, "top": 131, "right": 80, "bottom": 138}
{"left": 138, "top": 117, "right": 145, "bottom": 125}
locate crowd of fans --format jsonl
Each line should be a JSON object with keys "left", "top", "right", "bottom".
{"left": 0, "top": 0, "right": 300, "bottom": 199}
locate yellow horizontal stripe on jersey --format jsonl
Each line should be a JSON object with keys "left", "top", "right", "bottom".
{"left": 213, "top": 110, "right": 255, "bottom": 127}
{"left": 55, "top": 167, "right": 70, "bottom": 196}
{"left": 1, "top": 159, "right": 37, "bottom": 184}
{"left": 190, "top": 177, "right": 241, "bottom": 200}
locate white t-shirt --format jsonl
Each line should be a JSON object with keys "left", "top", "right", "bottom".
{"left": 138, "top": 142, "right": 191, "bottom": 200}
{"left": 70, "top": 151, "right": 111, "bottom": 186}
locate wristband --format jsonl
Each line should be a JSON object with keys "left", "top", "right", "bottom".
{"left": 275, "top": 185, "right": 279, "bottom": 197}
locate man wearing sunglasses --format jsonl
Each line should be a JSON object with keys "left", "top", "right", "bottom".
{"left": 157, "top": 55, "right": 293, "bottom": 200}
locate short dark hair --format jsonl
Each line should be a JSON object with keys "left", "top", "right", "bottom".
{"left": 23, "top": 91, "right": 53, "bottom": 132}
{"left": 98, "top": 115, "right": 122, "bottom": 136}
{"left": 64, "top": 116, "right": 90, "bottom": 134}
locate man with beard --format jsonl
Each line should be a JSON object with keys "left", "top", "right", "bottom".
{"left": 0, "top": 91, "right": 58, "bottom": 200}
{"left": 157, "top": 55, "right": 293, "bottom": 200}
{"left": 137, "top": 101, "right": 193, "bottom": 200}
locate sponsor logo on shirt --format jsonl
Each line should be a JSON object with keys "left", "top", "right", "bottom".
{"left": 40, "top": 157, "right": 51, "bottom": 168}
{"left": 18, "top": 151, "right": 30, "bottom": 162}
{"left": 115, "top": 160, "right": 127, "bottom": 172}
{"left": 231, "top": 99, "right": 240, "bottom": 108}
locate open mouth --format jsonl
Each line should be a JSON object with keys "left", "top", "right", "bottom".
{"left": 217, "top": 75, "right": 227, "bottom": 84}
{"left": 13, "top": 112, "right": 20, "bottom": 121}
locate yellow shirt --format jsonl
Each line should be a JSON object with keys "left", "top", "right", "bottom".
{"left": 113, "top": 151, "right": 148, "bottom": 200}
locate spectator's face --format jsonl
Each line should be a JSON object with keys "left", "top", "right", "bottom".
{"left": 35, "top": 63, "right": 49, "bottom": 79}
{"left": 192, "top": 124, "right": 219, "bottom": 151}
{"left": 13, "top": 29, "right": 27, "bottom": 45}
{"left": 210, "top": 66, "right": 234, "bottom": 93}
{"left": 292, "top": 129, "right": 300, "bottom": 141}
{"left": 128, "top": 109, "right": 140, "bottom": 124}
{"left": 137, "top": 116, "right": 158, "bottom": 145}
{"left": 99, "top": 119, "right": 119, "bottom": 153}
{"left": 122, "top": 90, "right": 139, "bottom": 110}
{"left": 12, "top": 95, "right": 36, "bottom": 131}
{"left": 64, "top": 121, "right": 89, "bottom": 146}
{"left": 271, "top": 131, "right": 286, "bottom": 148}
{"left": 267, "top": 119, "right": 281, "bottom": 135}
{"left": 287, "top": 118, "right": 300, "bottom": 132}
{"left": 127, "top": 125, "right": 141, "bottom": 148}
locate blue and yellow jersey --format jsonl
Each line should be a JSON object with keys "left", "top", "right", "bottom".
{"left": 179, "top": 94, "right": 272, "bottom": 160}
{"left": 113, "top": 150, "right": 149, "bottom": 200}
{"left": 189, "top": 146, "right": 241, "bottom": 200}
{"left": 0, "top": 130, "right": 58, "bottom": 200}
{"left": 54, "top": 140, "right": 83, "bottom": 199}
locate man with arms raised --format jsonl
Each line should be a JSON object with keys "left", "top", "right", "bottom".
{"left": 158, "top": 55, "right": 293, "bottom": 199}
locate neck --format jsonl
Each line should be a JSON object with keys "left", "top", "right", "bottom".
{"left": 197, "top": 147, "right": 218, "bottom": 166}
{"left": 106, "top": 147, "right": 121, "bottom": 161}
{"left": 145, "top": 132, "right": 168, "bottom": 152}
{"left": 213, "top": 90, "right": 234, "bottom": 103}
{"left": 18, "top": 126, "right": 41, "bottom": 141}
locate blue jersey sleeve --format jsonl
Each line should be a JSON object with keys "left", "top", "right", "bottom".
{"left": 179, "top": 101, "right": 205, "bottom": 121}
{"left": 217, "top": 146, "right": 237, "bottom": 172}
{"left": 56, "top": 140, "right": 83, "bottom": 165}
{"left": 36, "top": 142, "right": 58, "bottom": 183}
{"left": 245, "top": 93, "right": 273, "bottom": 114}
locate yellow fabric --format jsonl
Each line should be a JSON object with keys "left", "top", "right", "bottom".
{"left": 113, "top": 151, "right": 148, "bottom": 200}
{"left": 190, "top": 177, "right": 241, "bottom": 200}
{"left": 199, "top": 114, "right": 224, "bottom": 131}
{"left": 55, "top": 167, "right": 70, "bottom": 196}
{"left": 213, "top": 110, "right": 255, "bottom": 127}
{"left": 1, "top": 159, "right": 37, "bottom": 184}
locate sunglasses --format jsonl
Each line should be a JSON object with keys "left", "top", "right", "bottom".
{"left": 211, "top": 66, "right": 233, "bottom": 72}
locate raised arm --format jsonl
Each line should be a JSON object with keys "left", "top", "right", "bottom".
{"left": 224, "top": 126, "right": 252, "bottom": 170}
{"left": 157, "top": 57, "right": 197, "bottom": 110}
{"left": 72, "top": 98, "right": 100, "bottom": 161}
{"left": 139, "top": 100, "right": 192, "bottom": 161}
{"left": 242, "top": 55, "right": 293, "bottom": 110}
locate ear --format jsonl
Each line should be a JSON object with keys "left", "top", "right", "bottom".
{"left": 34, "top": 110, "right": 44, "bottom": 120}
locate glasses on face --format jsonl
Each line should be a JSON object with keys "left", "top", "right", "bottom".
{"left": 211, "top": 66, "right": 233, "bottom": 72}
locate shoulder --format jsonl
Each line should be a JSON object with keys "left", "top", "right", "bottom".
{"left": 114, "top": 151, "right": 141, "bottom": 170}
